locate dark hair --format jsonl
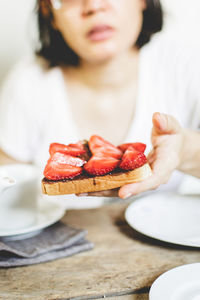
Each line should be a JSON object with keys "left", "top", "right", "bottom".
{"left": 36, "top": 0, "right": 163, "bottom": 67}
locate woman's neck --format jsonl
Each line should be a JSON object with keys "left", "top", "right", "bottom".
{"left": 64, "top": 48, "right": 139, "bottom": 91}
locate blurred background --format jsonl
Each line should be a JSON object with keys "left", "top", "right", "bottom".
{"left": 0, "top": 0, "right": 200, "bottom": 86}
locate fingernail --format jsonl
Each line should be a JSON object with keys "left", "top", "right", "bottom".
{"left": 123, "top": 193, "right": 132, "bottom": 199}
{"left": 77, "top": 193, "right": 88, "bottom": 197}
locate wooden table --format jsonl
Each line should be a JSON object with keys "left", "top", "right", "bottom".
{"left": 1, "top": 200, "right": 200, "bottom": 300}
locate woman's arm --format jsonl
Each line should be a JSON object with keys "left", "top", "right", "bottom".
{"left": 178, "top": 129, "right": 200, "bottom": 177}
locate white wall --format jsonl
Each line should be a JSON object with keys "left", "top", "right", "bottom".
{"left": 0, "top": 0, "right": 200, "bottom": 84}
{"left": 161, "top": 0, "right": 200, "bottom": 45}
{"left": 0, "top": 0, "right": 36, "bottom": 84}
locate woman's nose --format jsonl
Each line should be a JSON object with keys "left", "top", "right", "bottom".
{"left": 82, "top": 0, "right": 109, "bottom": 16}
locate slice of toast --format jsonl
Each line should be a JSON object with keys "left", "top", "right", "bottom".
{"left": 42, "top": 163, "right": 152, "bottom": 195}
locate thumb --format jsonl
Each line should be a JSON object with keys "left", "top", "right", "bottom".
{"left": 152, "top": 112, "right": 181, "bottom": 135}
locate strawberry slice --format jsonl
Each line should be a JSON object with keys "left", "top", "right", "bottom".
{"left": 119, "top": 147, "right": 147, "bottom": 170}
{"left": 94, "top": 146, "right": 122, "bottom": 159}
{"left": 84, "top": 153, "right": 120, "bottom": 175}
{"left": 49, "top": 141, "right": 86, "bottom": 157}
{"left": 118, "top": 143, "right": 146, "bottom": 153}
{"left": 89, "top": 135, "right": 122, "bottom": 159}
{"left": 44, "top": 152, "right": 85, "bottom": 180}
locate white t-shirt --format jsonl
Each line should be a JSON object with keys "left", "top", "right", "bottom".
{"left": 0, "top": 37, "right": 200, "bottom": 192}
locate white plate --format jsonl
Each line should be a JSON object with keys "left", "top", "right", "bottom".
{"left": 149, "top": 263, "right": 200, "bottom": 300}
{"left": 0, "top": 197, "right": 66, "bottom": 240}
{"left": 125, "top": 192, "right": 200, "bottom": 247}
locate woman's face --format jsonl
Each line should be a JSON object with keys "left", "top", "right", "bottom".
{"left": 51, "top": 0, "right": 146, "bottom": 64}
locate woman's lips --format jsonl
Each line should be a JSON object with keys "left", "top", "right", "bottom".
{"left": 87, "top": 25, "right": 115, "bottom": 42}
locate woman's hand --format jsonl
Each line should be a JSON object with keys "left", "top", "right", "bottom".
{"left": 119, "top": 112, "right": 184, "bottom": 198}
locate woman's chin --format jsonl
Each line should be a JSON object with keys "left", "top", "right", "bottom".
{"left": 82, "top": 46, "right": 120, "bottom": 64}
{"left": 89, "top": 54, "right": 117, "bottom": 64}
{"left": 72, "top": 37, "right": 124, "bottom": 64}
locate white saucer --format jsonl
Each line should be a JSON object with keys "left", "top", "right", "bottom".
{"left": 125, "top": 192, "right": 200, "bottom": 247}
{"left": 149, "top": 263, "right": 200, "bottom": 300}
{"left": 0, "top": 197, "right": 66, "bottom": 240}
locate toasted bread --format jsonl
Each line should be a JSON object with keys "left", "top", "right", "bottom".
{"left": 42, "top": 163, "right": 152, "bottom": 195}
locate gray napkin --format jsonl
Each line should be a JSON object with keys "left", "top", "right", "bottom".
{"left": 0, "top": 222, "right": 94, "bottom": 267}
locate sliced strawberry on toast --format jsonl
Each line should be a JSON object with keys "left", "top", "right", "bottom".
{"left": 119, "top": 147, "right": 147, "bottom": 171}
{"left": 89, "top": 135, "right": 122, "bottom": 159}
{"left": 118, "top": 142, "right": 146, "bottom": 153}
{"left": 84, "top": 153, "right": 120, "bottom": 176}
{"left": 49, "top": 141, "right": 86, "bottom": 157}
{"left": 44, "top": 152, "right": 86, "bottom": 180}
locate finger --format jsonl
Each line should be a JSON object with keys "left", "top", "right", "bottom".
{"left": 76, "top": 188, "right": 119, "bottom": 197}
{"left": 152, "top": 112, "right": 181, "bottom": 135}
{"left": 147, "top": 150, "right": 156, "bottom": 165}
{"left": 118, "top": 174, "right": 158, "bottom": 199}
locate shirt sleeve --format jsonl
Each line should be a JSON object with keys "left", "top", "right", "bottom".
{"left": 155, "top": 39, "right": 200, "bottom": 130}
{"left": 0, "top": 61, "right": 40, "bottom": 162}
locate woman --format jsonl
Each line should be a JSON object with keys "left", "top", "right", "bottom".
{"left": 0, "top": 0, "right": 200, "bottom": 199}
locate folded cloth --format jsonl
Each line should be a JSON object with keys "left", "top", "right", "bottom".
{"left": 0, "top": 222, "right": 94, "bottom": 268}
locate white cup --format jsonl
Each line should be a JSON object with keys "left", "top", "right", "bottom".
{"left": 0, "top": 164, "right": 39, "bottom": 231}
